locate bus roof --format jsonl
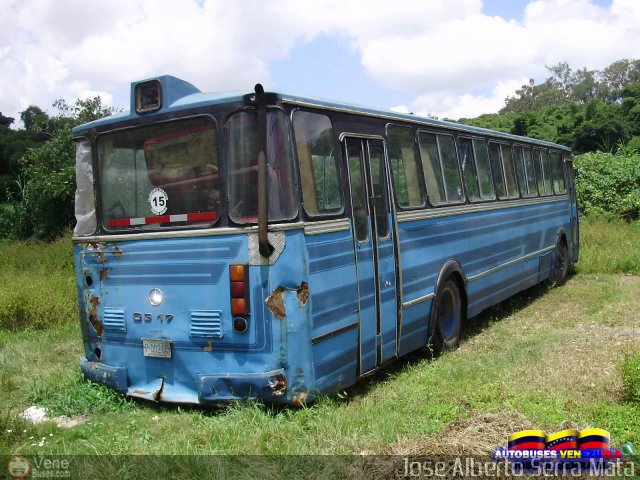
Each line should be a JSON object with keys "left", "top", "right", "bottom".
{"left": 72, "top": 75, "right": 571, "bottom": 152}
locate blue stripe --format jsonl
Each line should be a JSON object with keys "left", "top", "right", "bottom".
{"left": 399, "top": 206, "right": 564, "bottom": 252}
{"left": 310, "top": 252, "right": 354, "bottom": 273}
{"left": 108, "top": 263, "right": 226, "bottom": 286}
{"left": 314, "top": 347, "right": 358, "bottom": 380}
{"left": 307, "top": 238, "right": 353, "bottom": 258}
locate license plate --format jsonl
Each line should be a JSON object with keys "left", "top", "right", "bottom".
{"left": 142, "top": 338, "right": 172, "bottom": 358}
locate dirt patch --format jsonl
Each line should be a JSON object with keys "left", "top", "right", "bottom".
{"left": 371, "top": 411, "right": 534, "bottom": 457}
{"left": 358, "top": 413, "right": 592, "bottom": 479}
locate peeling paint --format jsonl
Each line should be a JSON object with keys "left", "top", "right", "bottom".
{"left": 88, "top": 296, "right": 103, "bottom": 337}
{"left": 296, "top": 282, "right": 309, "bottom": 306}
{"left": 204, "top": 339, "right": 213, "bottom": 352}
{"left": 265, "top": 287, "right": 286, "bottom": 319}
{"left": 112, "top": 250, "right": 123, "bottom": 259}
{"left": 268, "top": 373, "right": 287, "bottom": 396}
{"left": 96, "top": 252, "right": 107, "bottom": 263}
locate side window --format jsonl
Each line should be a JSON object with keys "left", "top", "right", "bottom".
{"left": 550, "top": 151, "right": 566, "bottom": 193}
{"left": 541, "top": 150, "right": 553, "bottom": 195}
{"left": 522, "top": 147, "right": 538, "bottom": 196}
{"left": 387, "top": 125, "right": 424, "bottom": 208}
{"left": 513, "top": 146, "right": 527, "bottom": 196}
{"left": 418, "top": 132, "right": 445, "bottom": 204}
{"left": 488, "top": 142, "right": 506, "bottom": 199}
{"left": 535, "top": 148, "right": 555, "bottom": 196}
{"left": 473, "top": 139, "right": 495, "bottom": 200}
{"left": 501, "top": 144, "right": 519, "bottom": 198}
{"left": 292, "top": 111, "right": 343, "bottom": 216}
{"left": 369, "top": 145, "right": 389, "bottom": 238}
{"left": 419, "top": 132, "right": 463, "bottom": 204}
{"left": 458, "top": 137, "right": 480, "bottom": 201}
{"left": 347, "top": 142, "right": 368, "bottom": 241}
{"left": 227, "top": 110, "right": 297, "bottom": 223}
{"left": 439, "top": 135, "right": 464, "bottom": 203}
{"left": 514, "top": 146, "right": 538, "bottom": 197}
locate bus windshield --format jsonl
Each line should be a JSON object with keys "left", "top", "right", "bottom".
{"left": 98, "top": 116, "right": 219, "bottom": 230}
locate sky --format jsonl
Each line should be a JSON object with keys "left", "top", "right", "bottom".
{"left": 1, "top": 0, "right": 639, "bottom": 126}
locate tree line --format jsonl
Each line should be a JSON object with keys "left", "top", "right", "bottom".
{"left": 0, "top": 99, "right": 116, "bottom": 239}
{"left": 459, "top": 59, "right": 640, "bottom": 153}
{"left": 0, "top": 58, "right": 638, "bottom": 240}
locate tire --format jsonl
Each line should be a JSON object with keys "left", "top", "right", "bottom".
{"left": 431, "top": 278, "right": 463, "bottom": 353}
{"left": 550, "top": 241, "right": 569, "bottom": 286}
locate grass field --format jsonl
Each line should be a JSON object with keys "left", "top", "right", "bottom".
{"left": 0, "top": 217, "right": 639, "bottom": 477}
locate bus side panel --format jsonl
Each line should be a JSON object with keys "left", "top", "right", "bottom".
{"left": 396, "top": 199, "right": 572, "bottom": 353}
{"left": 305, "top": 228, "right": 359, "bottom": 395}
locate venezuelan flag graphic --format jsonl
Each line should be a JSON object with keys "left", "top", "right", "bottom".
{"left": 507, "top": 430, "right": 546, "bottom": 450}
{"left": 546, "top": 429, "right": 579, "bottom": 451}
{"left": 578, "top": 428, "right": 610, "bottom": 450}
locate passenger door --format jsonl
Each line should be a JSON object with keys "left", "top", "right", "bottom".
{"left": 344, "top": 137, "right": 397, "bottom": 375}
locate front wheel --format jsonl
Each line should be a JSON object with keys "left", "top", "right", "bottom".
{"left": 431, "top": 278, "right": 463, "bottom": 353}
{"left": 550, "top": 241, "right": 569, "bottom": 286}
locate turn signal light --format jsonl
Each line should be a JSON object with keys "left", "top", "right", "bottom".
{"left": 229, "top": 264, "right": 249, "bottom": 316}
{"left": 229, "top": 264, "right": 245, "bottom": 282}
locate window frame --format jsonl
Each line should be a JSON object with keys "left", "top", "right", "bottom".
{"left": 385, "top": 123, "right": 426, "bottom": 210}
{"left": 225, "top": 106, "right": 299, "bottom": 225}
{"left": 291, "top": 108, "right": 345, "bottom": 219}
{"left": 96, "top": 113, "right": 221, "bottom": 233}
{"left": 417, "top": 129, "right": 465, "bottom": 206}
{"left": 513, "top": 143, "right": 539, "bottom": 198}
{"left": 487, "top": 140, "right": 520, "bottom": 200}
{"left": 550, "top": 150, "right": 567, "bottom": 195}
{"left": 458, "top": 135, "right": 496, "bottom": 203}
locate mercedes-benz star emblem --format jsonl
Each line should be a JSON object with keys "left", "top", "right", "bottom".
{"left": 149, "top": 288, "right": 163, "bottom": 306}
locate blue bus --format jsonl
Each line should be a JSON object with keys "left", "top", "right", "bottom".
{"left": 72, "top": 75, "right": 578, "bottom": 405}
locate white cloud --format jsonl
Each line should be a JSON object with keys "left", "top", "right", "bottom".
{"left": 1, "top": 0, "right": 640, "bottom": 123}
{"left": 408, "top": 78, "right": 530, "bottom": 120}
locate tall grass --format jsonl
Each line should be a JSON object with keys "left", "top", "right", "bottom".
{"left": 0, "top": 231, "right": 76, "bottom": 331}
{"left": 575, "top": 214, "right": 640, "bottom": 275}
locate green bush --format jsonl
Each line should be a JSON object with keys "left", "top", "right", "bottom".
{"left": 574, "top": 150, "right": 640, "bottom": 219}
{"left": 18, "top": 131, "right": 76, "bottom": 239}
{"left": 621, "top": 354, "right": 640, "bottom": 403}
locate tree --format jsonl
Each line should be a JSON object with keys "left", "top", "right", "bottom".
{"left": 0, "top": 113, "right": 14, "bottom": 129}
{"left": 20, "top": 106, "right": 49, "bottom": 131}
{"left": 0, "top": 97, "right": 118, "bottom": 239}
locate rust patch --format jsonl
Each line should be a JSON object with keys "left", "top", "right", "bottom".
{"left": 265, "top": 287, "right": 286, "bottom": 319}
{"left": 204, "top": 339, "right": 213, "bottom": 352}
{"left": 99, "top": 268, "right": 109, "bottom": 281}
{"left": 268, "top": 373, "right": 287, "bottom": 396}
{"left": 96, "top": 251, "right": 106, "bottom": 263}
{"left": 153, "top": 378, "right": 165, "bottom": 402}
{"left": 88, "top": 295, "right": 103, "bottom": 337}
{"left": 112, "top": 250, "right": 123, "bottom": 259}
{"left": 296, "top": 282, "right": 309, "bottom": 306}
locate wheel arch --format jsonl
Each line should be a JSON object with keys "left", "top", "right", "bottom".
{"left": 429, "top": 259, "right": 469, "bottom": 340}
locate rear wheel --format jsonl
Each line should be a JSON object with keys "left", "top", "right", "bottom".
{"left": 431, "top": 278, "right": 462, "bottom": 353}
{"left": 550, "top": 241, "right": 569, "bottom": 286}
